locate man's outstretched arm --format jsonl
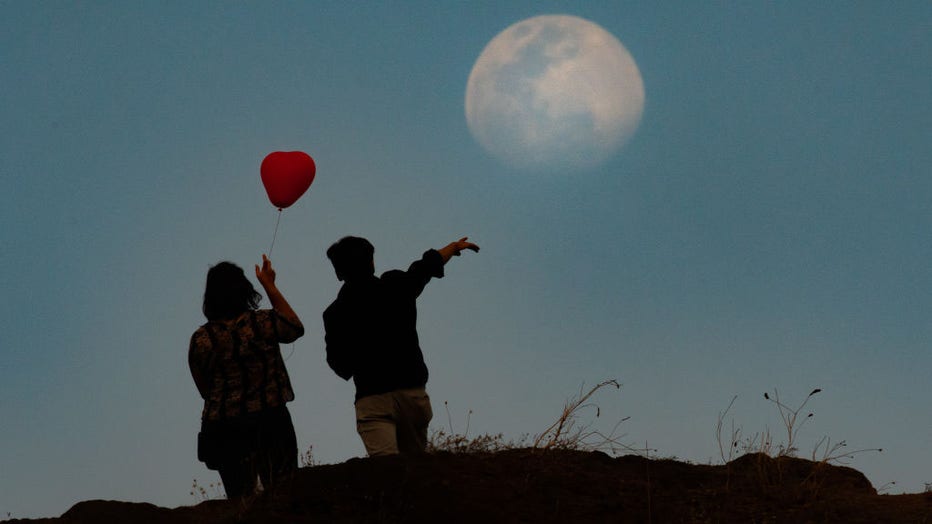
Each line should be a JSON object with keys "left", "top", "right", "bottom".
{"left": 436, "top": 237, "right": 480, "bottom": 264}
{"left": 392, "top": 237, "right": 480, "bottom": 297}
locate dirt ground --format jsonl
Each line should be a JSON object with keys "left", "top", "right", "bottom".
{"left": 9, "top": 449, "right": 931, "bottom": 523}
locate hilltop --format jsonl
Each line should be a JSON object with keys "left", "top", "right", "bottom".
{"left": 8, "top": 449, "right": 930, "bottom": 523}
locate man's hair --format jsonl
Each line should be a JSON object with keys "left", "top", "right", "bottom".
{"left": 202, "top": 261, "right": 262, "bottom": 321}
{"left": 327, "top": 236, "right": 375, "bottom": 281}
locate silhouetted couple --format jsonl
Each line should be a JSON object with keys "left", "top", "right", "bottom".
{"left": 188, "top": 237, "right": 479, "bottom": 499}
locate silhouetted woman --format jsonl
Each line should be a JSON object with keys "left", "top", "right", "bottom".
{"left": 189, "top": 255, "right": 304, "bottom": 499}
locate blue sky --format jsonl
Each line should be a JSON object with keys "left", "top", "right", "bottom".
{"left": 2, "top": 1, "right": 931, "bottom": 518}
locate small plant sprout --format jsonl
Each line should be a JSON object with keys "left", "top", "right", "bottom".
{"left": 442, "top": 400, "right": 473, "bottom": 437}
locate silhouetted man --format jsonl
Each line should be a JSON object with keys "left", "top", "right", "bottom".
{"left": 323, "top": 236, "right": 479, "bottom": 456}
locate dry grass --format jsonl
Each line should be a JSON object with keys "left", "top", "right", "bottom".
{"left": 300, "top": 444, "right": 318, "bottom": 468}
{"left": 428, "top": 380, "right": 640, "bottom": 456}
{"left": 190, "top": 478, "right": 224, "bottom": 502}
{"left": 765, "top": 388, "right": 821, "bottom": 457}
{"left": 530, "top": 379, "right": 645, "bottom": 456}
{"left": 427, "top": 429, "right": 518, "bottom": 454}
{"left": 715, "top": 388, "right": 881, "bottom": 467}
{"left": 426, "top": 401, "right": 527, "bottom": 453}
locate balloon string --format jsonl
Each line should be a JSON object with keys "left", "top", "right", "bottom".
{"left": 268, "top": 209, "right": 292, "bottom": 361}
{"left": 268, "top": 208, "right": 282, "bottom": 257}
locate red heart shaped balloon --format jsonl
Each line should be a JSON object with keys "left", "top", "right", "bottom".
{"left": 260, "top": 151, "right": 316, "bottom": 209}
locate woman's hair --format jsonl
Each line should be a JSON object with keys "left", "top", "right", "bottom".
{"left": 326, "top": 236, "right": 375, "bottom": 281}
{"left": 202, "top": 261, "right": 262, "bottom": 321}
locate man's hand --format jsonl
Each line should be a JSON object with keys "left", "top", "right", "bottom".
{"left": 438, "top": 237, "right": 480, "bottom": 263}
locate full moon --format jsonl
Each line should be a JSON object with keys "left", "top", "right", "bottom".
{"left": 465, "top": 15, "right": 645, "bottom": 172}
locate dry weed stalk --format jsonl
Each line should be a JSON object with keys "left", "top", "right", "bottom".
{"left": 300, "top": 444, "right": 318, "bottom": 468}
{"left": 715, "top": 388, "right": 880, "bottom": 466}
{"left": 532, "top": 379, "right": 634, "bottom": 454}
{"left": 716, "top": 395, "right": 741, "bottom": 463}
{"left": 764, "top": 388, "right": 821, "bottom": 457}
{"left": 716, "top": 396, "right": 779, "bottom": 461}
{"left": 811, "top": 436, "right": 881, "bottom": 464}
{"left": 190, "top": 478, "right": 224, "bottom": 502}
